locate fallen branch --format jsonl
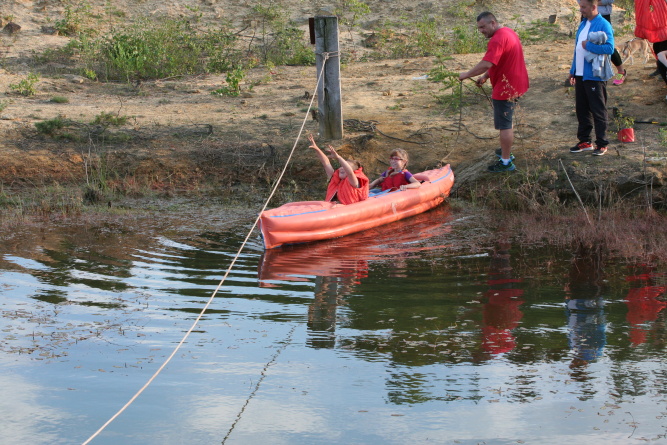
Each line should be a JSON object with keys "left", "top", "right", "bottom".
{"left": 559, "top": 159, "right": 592, "bottom": 226}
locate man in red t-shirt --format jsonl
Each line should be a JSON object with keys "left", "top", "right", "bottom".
{"left": 459, "top": 12, "right": 529, "bottom": 173}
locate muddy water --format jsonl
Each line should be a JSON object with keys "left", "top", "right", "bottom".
{"left": 1, "top": 205, "right": 666, "bottom": 444}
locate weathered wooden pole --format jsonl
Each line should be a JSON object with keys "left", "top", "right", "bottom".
{"left": 313, "top": 16, "right": 343, "bottom": 140}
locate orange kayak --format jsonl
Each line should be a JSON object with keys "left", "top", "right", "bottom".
{"left": 259, "top": 164, "right": 455, "bottom": 249}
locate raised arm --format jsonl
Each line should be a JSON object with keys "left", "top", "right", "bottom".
{"left": 327, "top": 145, "right": 359, "bottom": 188}
{"left": 308, "top": 134, "right": 335, "bottom": 179}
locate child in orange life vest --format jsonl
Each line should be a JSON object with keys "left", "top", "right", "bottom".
{"left": 308, "top": 134, "right": 369, "bottom": 205}
{"left": 369, "top": 148, "right": 421, "bottom": 191}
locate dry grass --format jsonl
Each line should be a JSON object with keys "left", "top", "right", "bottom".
{"left": 499, "top": 206, "right": 667, "bottom": 264}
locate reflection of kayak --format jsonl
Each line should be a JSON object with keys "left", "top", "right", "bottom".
{"left": 259, "top": 165, "right": 455, "bottom": 249}
{"left": 258, "top": 246, "right": 369, "bottom": 286}
{"left": 258, "top": 205, "right": 454, "bottom": 286}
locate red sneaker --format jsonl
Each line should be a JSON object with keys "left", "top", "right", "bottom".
{"left": 592, "top": 146, "right": 608, "bottom": 156}
{"left": 570, "top": 141, "right": 593, "bottom": 153}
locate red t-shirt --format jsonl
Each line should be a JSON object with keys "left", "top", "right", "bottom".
{"left": 482, "top": 27, "right": 529, "bottom": 100}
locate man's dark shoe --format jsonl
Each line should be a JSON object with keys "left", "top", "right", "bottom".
{"left": 488, "top": 159, "right": 516, "bottom": 173}
{"left": 494, "top": 148, "right": 515, "bottom": 161}
{"left": 570, "top": 141, "right": 594, "bottom": 153}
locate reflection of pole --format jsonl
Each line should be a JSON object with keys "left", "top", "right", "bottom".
{"left": 307, "top": 276, "right": 339, "bottom": 349}
{"left": 314, "top": 16, "right": 343, "bottom": 140}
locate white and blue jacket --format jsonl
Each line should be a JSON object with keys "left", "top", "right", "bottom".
{"left": 570, "top": 14, "right": 615, "bottom": 82}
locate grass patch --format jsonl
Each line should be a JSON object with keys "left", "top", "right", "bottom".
{"left": 35, "top": 112, "right": 132, "bottom": 143}
{"left": 50, "top": 96, "right": 70, "bottom": 103}
{"left": 499, "top": 207, "right": 667, "bottom": 263}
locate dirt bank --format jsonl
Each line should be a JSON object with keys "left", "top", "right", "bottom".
{"left": 1, "top": 0, "right": 666, "bottom": 210}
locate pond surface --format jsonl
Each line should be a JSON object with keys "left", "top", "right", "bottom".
{"left": 1, "top": 205, "right": 667, "bottom": 444}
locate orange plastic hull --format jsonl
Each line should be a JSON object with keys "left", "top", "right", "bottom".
{"left": 259, "top": 164, "right": 454, "bottom": 249}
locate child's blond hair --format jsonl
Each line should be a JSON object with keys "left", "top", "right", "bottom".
{"left": 390, "top": 148, "right": 409, "bottom": 167}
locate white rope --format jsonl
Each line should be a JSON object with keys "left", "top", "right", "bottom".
{"left": 82, "top": 56, "right": 331, "bottom": 445}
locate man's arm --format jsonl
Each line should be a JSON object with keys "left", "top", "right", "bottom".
{"left": 459, "top": 60, "right": 494, "bottom": 81}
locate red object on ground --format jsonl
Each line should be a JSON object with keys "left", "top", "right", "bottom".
{"left": 618, "top": 128, "right": 635, "bottom": 143}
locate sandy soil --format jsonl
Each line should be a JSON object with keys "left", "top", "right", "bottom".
{"left": 1, "top": 0, "right": 666, "bottom": 206}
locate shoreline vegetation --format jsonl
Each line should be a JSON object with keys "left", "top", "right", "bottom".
{"left": 2, "top": 0, "right": 667, "bottom": 263}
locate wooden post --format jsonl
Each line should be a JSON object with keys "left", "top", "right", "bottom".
{"left": 313, "top": 16, "right": 343, "bottom": 140}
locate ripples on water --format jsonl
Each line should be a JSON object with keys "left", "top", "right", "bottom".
{"left": 1, "top": 205, "right": 666, "bottom": 444}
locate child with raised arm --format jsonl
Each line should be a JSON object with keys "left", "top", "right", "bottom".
{"left": 369, "top": 148, "right": 421, "bottom": 192}
{"left": 308, "top": 134, "right": 369, "bottom": 205}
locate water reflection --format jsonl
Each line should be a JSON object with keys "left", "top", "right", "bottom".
{"left": 481, "top": 240, "right": 524, "bottom": 355}
{"left": 565, "top": 243, "right": 607, "bottom": 385}
{"left": 258, "top": 206, "right": 454, "bottom": 349}
{"left": 0, "top": 365, "right": 66, "bottom": 444}
{"left": 625, "top": 266, "right": 667, "bottom": 346}
{"left": 4, "top": 207, "right": 667, "bottom": 443}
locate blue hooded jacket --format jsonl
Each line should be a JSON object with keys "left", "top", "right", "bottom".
{"left": 570, "top": 14, "right": 615, "bottom": 81}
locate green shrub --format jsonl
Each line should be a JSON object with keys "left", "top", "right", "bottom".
{"left": 445, "top": 0, "right": 476, "bottom": 18}
{"left": 82, "top": 69, "right": 97, "bottom": 81}
{"left": 211, "top": 68, "right": 246, "bottom": 97}
{"left": 659, "top": 128, "right": 667, "bottom": 148}
{"left": 54, "top": 0, "right": 95, "bottom": 37}
{"left": 429, "top": 62, "right": 490, "bottom": 111}
{"left": 248, "top": 4, "right": 315, "bottom": 66}
{"left": 9, "top": 73, "right": 40, "bottom": 96}
{"left": 369, "top": 17, "right": 447, "bottom": 59}
{"left": 73, "top": 18, "right": 242, "bottom": 82}
{"left": 448, "top": 25, "right": 486, "bottom": 54}
{"left": 92, "top": 111, "right": 128, "bottom": 126}
{"left": 335, "top": 0, "right": 371, "bottom": 31}
{"left": 35, "top": 116, "right": 68, "bottom": 135}
{"left": 336, "top": 0, "right": 371, "bottom": 58}
{"left": 274, "top": 27, "right": 316, "bottom": 65}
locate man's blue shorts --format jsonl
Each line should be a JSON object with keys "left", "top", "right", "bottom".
{"left": 493, "top": 98, "right": 518, "bottom": 130}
